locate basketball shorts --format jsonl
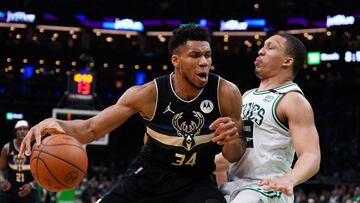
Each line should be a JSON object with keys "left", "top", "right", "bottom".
{"left": 228, "top": 187, "right": 294, "bottom": 203}
{"left": 221, "top": 179, "right": 294, "bottom": 203}
{"left": 97, "top": 157, "right": 226, "bottom": 203}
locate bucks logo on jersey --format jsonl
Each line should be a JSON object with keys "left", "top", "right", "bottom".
{"left": 10, "top": 155, "right": 26, "bottom": 171}
{"left": 172, "top": 111, "right": 204, "bottom": 151}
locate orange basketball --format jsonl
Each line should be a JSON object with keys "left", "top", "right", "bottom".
{"left": 30, "top": 134, "right": 88, "bottom": 192}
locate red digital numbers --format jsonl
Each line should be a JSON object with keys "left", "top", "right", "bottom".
{"left": 73, "top": 73, "right": 93, "bottom": 95}
{"left": 77, "top": 82, "right": 91, "bottom": 95}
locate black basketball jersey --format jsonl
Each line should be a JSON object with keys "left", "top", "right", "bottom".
{"left": 6, "top": 140, "right": 33, "bottom": 193}
{"left": 141, "top": 72, "right": 222, "bottom": 175}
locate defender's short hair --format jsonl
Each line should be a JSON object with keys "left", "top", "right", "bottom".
{"left": 277, "top": 33, "right": 306, "bottom": 77}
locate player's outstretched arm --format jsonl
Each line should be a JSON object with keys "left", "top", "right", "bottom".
{"left": 259, "top": 92, "right": 321, "bottom": 195}
{"left": 19, "top": 82, "right": 156, "bottom": 158}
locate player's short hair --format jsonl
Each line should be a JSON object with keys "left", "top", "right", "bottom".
{"left": 277, "top": 33, "right": 306, "bottom": 77}
{"left": 168, "top": 23, "right": 211, "bottom": 55}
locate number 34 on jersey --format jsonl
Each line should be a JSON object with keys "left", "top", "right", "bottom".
{"left": 171, "top": 152, "right": 197, "bottom": 166}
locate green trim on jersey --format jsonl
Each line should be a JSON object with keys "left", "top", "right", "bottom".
{"left": 253, "top": 83, "right": 297, "bottom": 95}
{"left": 272, "top": 94, "right": 288, "bottom": 131}
{"left": 274, "top": 83, "right": 296, "bottom": 91}
{"left": 242, "top": 187, "right": 283, "bottom": 199}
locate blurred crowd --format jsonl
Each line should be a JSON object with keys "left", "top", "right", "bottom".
{"left": 33, "top": 163, "right": 359, "bottom": 203}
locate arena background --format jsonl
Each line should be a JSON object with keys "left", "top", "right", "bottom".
{"left": 0, "top": 0, "right": 359, "bottom": 202}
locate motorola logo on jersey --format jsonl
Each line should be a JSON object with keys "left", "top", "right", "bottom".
{"left": 200, "top": 100, "right": 214, "bottom": 114}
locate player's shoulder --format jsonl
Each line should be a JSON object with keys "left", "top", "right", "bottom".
{"left": 1, "top": 142, "right": 10, "bottom": 153}
{"left": 127, "top": 80, "right": 156, "bottom": 95}
{"left": 219, "top": 77, "right": 241, "bottom": 94}
{"left": 218, "top": 78, "right": 242, "bottom": 109}
{"left": 120, "top": 81, "right": 157, "bottom": 107}
{"left": 243, "top": 88, "right": 256, "bottom": 97}
{"left": 282, "top": 90, "right": 307, "bottom": 103}
{"left": 279, "top": 90, "right": 312, "bottom": 112}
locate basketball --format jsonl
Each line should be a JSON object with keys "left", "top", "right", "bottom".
{"left": 30, "top": 134, "right": 88, "bottom": 192}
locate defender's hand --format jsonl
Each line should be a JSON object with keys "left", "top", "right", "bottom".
{"left": 259, "top": 178, "right": 294, "bottom": 196}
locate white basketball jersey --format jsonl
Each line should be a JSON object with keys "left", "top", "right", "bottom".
{"left": 229, "top": 83, "right": 304, "bottom": 181}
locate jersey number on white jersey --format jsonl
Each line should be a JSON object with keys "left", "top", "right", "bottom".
{"left": 243, "top": 120, "right": 254, "bottom": 148}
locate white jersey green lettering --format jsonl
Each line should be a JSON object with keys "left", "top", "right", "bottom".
{"left": 230, "top": 82, "right": 303, "bottom": 180}
{"left": 222, "top": 83, "right": 304, "bottom": 203}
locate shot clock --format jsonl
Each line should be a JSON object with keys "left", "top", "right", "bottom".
{"left": 67, "top": 71, "right": 95, "bottom": 100}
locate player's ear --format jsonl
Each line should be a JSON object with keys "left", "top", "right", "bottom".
{"left": 282, "top": 57, "right": 293, "bottom": 67}
{"left": 171, "top": 55, "right": 179, "bottom": 67}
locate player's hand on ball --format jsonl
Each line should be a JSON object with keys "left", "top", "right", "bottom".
{"left": 19, "top": 118, "right": 65, "bottom": 158}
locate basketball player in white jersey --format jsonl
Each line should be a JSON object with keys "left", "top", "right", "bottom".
{"left": 220, "top": 33, "right": 321, "bottom": 203}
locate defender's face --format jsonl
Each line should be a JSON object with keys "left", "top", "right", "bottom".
{"left": 172, "top": 40, "right": 212, "bottom": 89}
{"left": 254, "top": 35, "right": 288, "bottom": 79}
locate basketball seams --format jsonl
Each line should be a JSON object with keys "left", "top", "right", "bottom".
{"left": 43, "top": 134, "right": 83, "bottom": 147}
{"left": 42, "top": 134, "right": 61, "bottom": 144}
{"left": 40, "top": 143, "right": 86, "bottom": 153}
{"left": 31, "top": 157, "right": 69, "bottom": 190}
{"left": 31, "top": 148, "right": 87, "bottom": 174}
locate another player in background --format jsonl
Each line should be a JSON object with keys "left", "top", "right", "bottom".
{"left": 0, "top": 120, "right": 37, "bottom": 203}
{"left": 221, "top": 33, "right": 321, "bottom": 202}
{"left": 20, "top": 24, "right": 246, "bottom": 203}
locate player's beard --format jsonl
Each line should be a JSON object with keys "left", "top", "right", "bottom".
{"left": 179, "top": 63, "right": 207, "bottom": 90}
{"left": 184, "top": 74, "right": 204, "bottom": 90}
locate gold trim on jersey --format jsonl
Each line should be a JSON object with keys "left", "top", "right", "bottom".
{"left": 146, "top": 127, "right": 213, "bottom": 149}
{"left": 8, "top": 163, "right": 31, "bottom": 171}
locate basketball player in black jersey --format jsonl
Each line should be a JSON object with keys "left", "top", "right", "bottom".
{"left": 0, "top": 120, "right": 37, "bottom": 203}
{"left": 19, "top": 24, "right": 246, "bottom": 202}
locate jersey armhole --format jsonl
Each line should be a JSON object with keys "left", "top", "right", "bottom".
{"left": 273, "top": 90, "right": 304, "bottom": 131}
{"left": 217, "top": 76, "right": 222, "bottom": 115}
{"left": 142, "top": 79, "right": 159, "bottom": 121}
